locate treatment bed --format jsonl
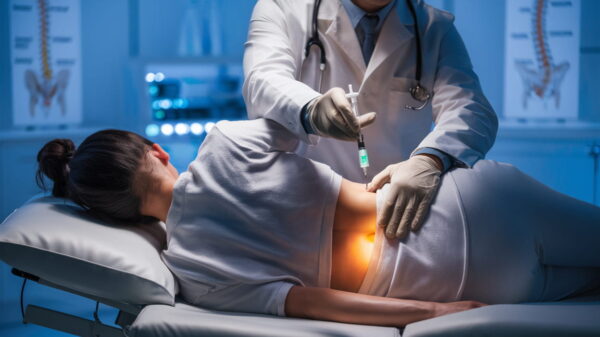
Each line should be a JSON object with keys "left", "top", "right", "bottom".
{"left": 1, "top": 195, "right": 599, "bottom": 337}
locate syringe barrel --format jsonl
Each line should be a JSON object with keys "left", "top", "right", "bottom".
{"left": 348, "top": 84, "right": 369, "bottom": 170}
{"left": 358, "top": 148, "right": 369, "bottom": 168}
{"left": 357, "top": 136, "right": 369, "bottom": 169}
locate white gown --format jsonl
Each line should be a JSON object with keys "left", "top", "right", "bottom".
{"left": 363, "top": 160, "right": 600, "bottom": 304}
{"left": 163, "top": 120, "right": 600, "bottom": 317}
{"left": 162, "top": 119, "right": 341, "bottom": 316}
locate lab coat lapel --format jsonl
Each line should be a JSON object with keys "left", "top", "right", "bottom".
{"left": 321, "top": 0, "right": 367, "bottom": 74}
{"left": 364, "top": 2, "right": 414, "bottom": 81}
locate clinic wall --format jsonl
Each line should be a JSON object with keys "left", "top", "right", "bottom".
{"left": 452, "top": 0, "right": 505, "bottom": 117}
{"left": 452, "top": 0, "right": 600, "bottom": 122}
{"left": 449, "top": 0, "right": 600, "bottom": 204}
{"left": 80, "top": 0, "right": 130, "bottom": 126}
{"left": 0, "top": 1, "right": 11, "bottom": 131}
{"left": 579, "top": 0, "right": 600, "bottom": 122}
{"left": 136, "top": 0, "right": 256, "bottom": 59}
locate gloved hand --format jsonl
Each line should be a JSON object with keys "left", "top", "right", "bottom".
{"left": 307, "top": 87, "right": 377, "bottom": 141}
{"left": 367, "top": 155, "right": 442, "bottom": 239}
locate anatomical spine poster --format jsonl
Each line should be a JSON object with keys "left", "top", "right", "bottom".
{"left": 503, "top": 0, "right": 580, "bottom": 119}
{"left": 10, "top": 0, "right": 82, "bottom": 126}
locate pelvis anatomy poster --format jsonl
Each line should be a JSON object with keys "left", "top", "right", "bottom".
{"left": 10, "top": 0, "right": 82, "bottom": 126}
{"left": 504, "top": 0, "right": 580, "bottom": 120}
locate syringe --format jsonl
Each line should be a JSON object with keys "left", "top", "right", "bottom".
{"left": 345, "top": 84, "right": 370, "bottom": 186}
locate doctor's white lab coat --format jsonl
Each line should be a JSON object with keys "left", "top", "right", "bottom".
{"left": 243, "top": 0, "right": 498, "bottom": 182}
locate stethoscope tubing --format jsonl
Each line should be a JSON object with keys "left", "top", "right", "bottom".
{"left": 303, "top": 0, "right": 431, "bottom": 110}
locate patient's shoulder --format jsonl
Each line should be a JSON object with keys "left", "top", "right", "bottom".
{"left": 211, "top": 119, "right": 299, "bottom": 154}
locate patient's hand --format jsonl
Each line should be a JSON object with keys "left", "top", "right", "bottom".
{"left": 434, "top": 300, "right": 487, "bottom": 318}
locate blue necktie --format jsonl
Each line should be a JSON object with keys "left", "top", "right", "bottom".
{"left": 357, "top": 14, "right": 379, "bottom": 64}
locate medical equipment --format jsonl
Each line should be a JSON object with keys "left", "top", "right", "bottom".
{"left": 2, "top": 195, "right": 600, "bottom": 337}
{"left": 345, "top": 84, "right": 369, "bottom": 185}
{"left": 304, "top": 0, "right": 432, "bottom": 109}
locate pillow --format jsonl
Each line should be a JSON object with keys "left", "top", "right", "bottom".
{"left": 0, "top": 195, "right": 177, "bottom": 306}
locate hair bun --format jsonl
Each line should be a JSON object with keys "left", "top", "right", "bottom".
{"left": 36, "top": 139, "right": 76, "bottom": 197}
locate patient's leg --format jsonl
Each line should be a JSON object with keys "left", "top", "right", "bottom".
{"left": 453, "top": 160, "right": 600, "bottom": 303}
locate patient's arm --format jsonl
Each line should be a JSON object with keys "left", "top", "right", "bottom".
{"left": 285, "top": 286, "right": 484, "bottom": 327}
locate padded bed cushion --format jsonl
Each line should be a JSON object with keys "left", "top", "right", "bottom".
{"left": 0, "top": 196, "right": 177, "bottom": 306}
{"left": 404, "top": 302, "right": 600, "bottom": 337}
{"left": 127, "top": 292, "right": 600, "bottom": 337}
{"left": 126, "top": 300, "right": 401, "bottom": 337}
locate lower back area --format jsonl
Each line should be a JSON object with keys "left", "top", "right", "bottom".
{"left": 331, "top": 179, "right": 378, "bottom": 292}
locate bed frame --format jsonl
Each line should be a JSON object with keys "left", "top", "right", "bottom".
{"left": 12, "top": 268, "right": 135, "bottom": 337}
{"left": 10, "top": 267, "right": 600, "bottom": 337}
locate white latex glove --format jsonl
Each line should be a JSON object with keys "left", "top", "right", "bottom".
{"left": 307, "top": 87, "right": 377, "bottom": 141}
{"left": 367, "top": 155, "right": 442, "bottom": 239}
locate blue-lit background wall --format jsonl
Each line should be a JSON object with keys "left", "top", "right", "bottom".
{"left": 0, "top": 0, "right": 598, "bottom": 335}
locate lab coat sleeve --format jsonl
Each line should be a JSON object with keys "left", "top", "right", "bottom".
{"left": 413, "top": 23, "right": 498, "bottom": 167}
{"left": 243, "top": 0, "right": 321, "bottom": 144}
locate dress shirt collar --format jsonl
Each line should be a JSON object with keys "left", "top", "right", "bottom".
{"left": 341, "top": 0, "right": 397, "bottom": 31}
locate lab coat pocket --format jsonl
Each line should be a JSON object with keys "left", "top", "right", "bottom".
{"left": 388, "top": 77, "right": 433, "bottom": 117}
{"left": 389, "top": 76, "right": 415, "bottom": 92}
{"left": 385, "top": 77, "right": 434, "bottom": 154}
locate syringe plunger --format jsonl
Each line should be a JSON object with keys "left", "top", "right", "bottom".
{"left": 346, "top": 85, "right": 370, "bottom": 181}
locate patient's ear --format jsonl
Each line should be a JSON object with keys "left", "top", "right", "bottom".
{"left": 149, "top": 143, "right": 170, "bottom": 165}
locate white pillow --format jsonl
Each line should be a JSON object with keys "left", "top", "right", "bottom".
{"left": 0, "top": 196, "right": 177, "bottom": 306}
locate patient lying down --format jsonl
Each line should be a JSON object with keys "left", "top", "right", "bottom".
{"left": 36, "top": 119, "right": 600, "bottom": 327}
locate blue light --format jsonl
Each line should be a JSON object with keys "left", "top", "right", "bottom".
{"left": 154, "top": 110, "right": 166, "bottom": 120}
{"left": 173, "top": 98, "right": 185, "bottom": 108}
{"left": 145, "top": 124, "right": 160, "bottom": 137}
{"left": 175, "top": 123, "right": 190, "bottom": 135}
{"left": 159, "top": 99, "right": 172, "bottom": 109}
{"left": 190, "top": 123, "right": 204, "bottom": 135}
{"left": 161, "top": 123, "right": 174, "bottom": 136}
{"left": 205, "top": 122, "right": 216, "bottom": 133}
{"left": 148, "top": 85, "right": 159, "bottom": 96}
{"left": 155, "top": 72, "right": 165, "bottom": 82}
{"left": 152, "top": 100, "right": 161, "bottom": 109}
{"left": 145, "top": 72, "right": 155, "bottom": 83}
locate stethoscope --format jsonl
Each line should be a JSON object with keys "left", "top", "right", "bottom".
{"left": 304, "top": 0, "right": 431, "bottom": 110}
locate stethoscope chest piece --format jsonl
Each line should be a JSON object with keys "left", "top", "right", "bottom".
{"left": 405, "top": 84, "right": 431, "bottom": 110}
{"left": 410, "top": 84, "right": 430, "bottom": 102}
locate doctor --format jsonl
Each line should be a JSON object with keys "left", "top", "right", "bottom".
{"left": 243, "top": 0, "right": 498, "bottom": 239}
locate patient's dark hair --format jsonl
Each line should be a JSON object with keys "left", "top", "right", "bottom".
{"left": 36, "top": 129, "right": 155, "bottom": 224}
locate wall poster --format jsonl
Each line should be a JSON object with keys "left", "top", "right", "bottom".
{"left": 10, "top": 0, "right": 82, "bottom": 126}
{"left": 503, "top": 0, "right": 580, "bottom": 120}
